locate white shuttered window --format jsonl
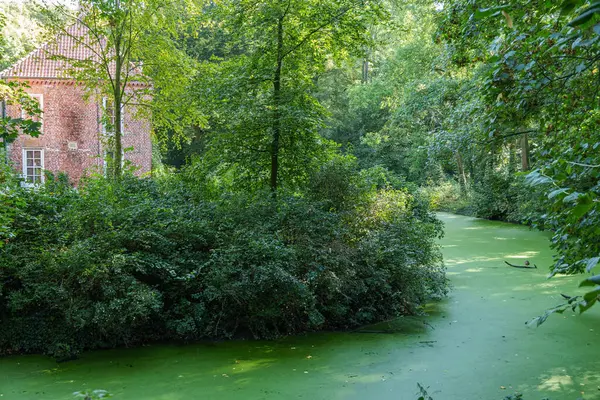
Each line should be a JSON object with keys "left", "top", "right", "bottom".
{"left": 22, "top": 148, "right": 44, "bottom": 184}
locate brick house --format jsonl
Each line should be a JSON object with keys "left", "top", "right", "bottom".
{"left": 0, "top": 24, "right": 152, "bottom": 185}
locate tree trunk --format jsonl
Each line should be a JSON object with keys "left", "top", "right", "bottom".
{"left": 456, "top": 151, "right": 468, "bottom": 193}
{"left": 362, "top": 59, "right": 369, "bottom": 83}
{"left": 114, "top": 42, "right": 123, "bottom": 180}
{"left": 508, "top": 140, "right": 516, "bottom": 175}
{"left": 468, "top": 157, "right": 476, "bottom": 184}
{"left": 270, "top": 16, "right": 284, "bottom": 192}
{"left": 488, "top": 143, "right": 497, "bottom": 176}
{"left": 1, "top": 100, "right": 7, "bottom": 164}
{"left": 521, "top": 132, "right": 529, "bottom": 171}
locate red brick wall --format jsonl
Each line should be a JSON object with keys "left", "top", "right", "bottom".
{"left": 6, "top": 79, "right": 152, "bottom": 185}
{"left": 122, "top": 97, "right": 153, "bottom": 176}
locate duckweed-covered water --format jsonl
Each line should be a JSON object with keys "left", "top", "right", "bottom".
{"left": 2, "top": 213, "right": 599, "bottom": 400}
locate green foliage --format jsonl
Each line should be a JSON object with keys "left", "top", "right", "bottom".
{"left": 0, "top": 1, "right": 60, "bottom": 70}
{"left": 0, "top": 154, "right": 25, "bottom": 248}
{"left": 192, "top": 0, "right": 388, "bottom": 191}
{"left": 0, "top": 187, "right": 24, "bottom": 248}
{"left": 419, "top": 173, "right": 543, "bottom": 225}
{"left": 471, "top": 172, "right": 515, "bottom": 221}
{"left": 0, "top": 80, "right": 43, "bottom": 143}
{"left": 39, "top": 0, "right": 204, "bottom": 178}
{"left": 0, "top": 170, "right": 446, "bottom": 357}
{"left": 524, "top": 113, "right": 600, "bottom": 278}
{"left": 0, "top": 3, "right": 59, "bottom": 144}
{"left": 318, "top": 1, "right": 452, "bottom": 185}
{"left": 420, "top": 181, "right": 471, "bottom": 215}
{"left": 436, "top": 0, "right": 600, "bottom": 318}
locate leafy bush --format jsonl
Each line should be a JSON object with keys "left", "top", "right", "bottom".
{"left": 419, "top": 173, "right": 546, "bottom": 226}
{"left": 505, "top": 176, "right": 547, "bottom": 226}
{"left": 0, "top": 168, "right": 447, "bottom": 357}
{"left": 471, "top": 172, "right": 514, "bottom": 221}
{"left": 420, "top": 180, "right": 472, "bottom": 215}
{"left": 420, "top": 172, "right": 542, "bottom": 224}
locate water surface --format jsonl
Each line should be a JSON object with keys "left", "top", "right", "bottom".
{"left": 2, "top": 213, "right": 599, "bottom": 399}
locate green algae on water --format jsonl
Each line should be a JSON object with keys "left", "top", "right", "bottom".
{"left": 1, "top": 213, "right": 599, "bottom": 400}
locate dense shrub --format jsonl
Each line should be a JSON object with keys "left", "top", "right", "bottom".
{"left": 0, "top": 168, "right": 446, "bottom": 358}
{"left": 421, "top": 174, "right": 545, "bottom": 226}
{"left": 420, "top": 181, "right": 472, "bottom": 215}
{"left": 471, "top": 172, "right": 514, "bottom": 221}
{"left": 471, "top": 173, "right": 546, "bottom": 224}
{"left": 505, "top": 176, "right": 547, "bottom": 226}
{"left": 0, "top": 152, "right": 22, "bottom": 246}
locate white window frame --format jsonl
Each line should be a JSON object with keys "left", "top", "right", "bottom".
{"left": 102, "top": 97, "right": 125, "bottom": 136}
{"left": 22, "top": 148, "right": 45, "bottom": 185}
{"left": 21, "top": 94, "right": 43, "bottom": 133}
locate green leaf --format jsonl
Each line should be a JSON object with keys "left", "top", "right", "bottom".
{"left": 579, "top": 274, "right": 600, "bottom": 287}
{"left": 583, "top": 288, "right": 600, "bottom": 302}
{"left": 568, "top": 6, "right": 600, "bottom": 26}
{"left": 561, "top": 0, "right": 584, "bottom": 15}
{"left": 579, "top": 297, "right": 597, "bottom": 313}
{"left": 525, "top": 170, "right": 553, "bottom": 186}
{"left": 548, "top": 188, "right": 569, "bottom": 199}
{"left": 563, "top": 192, "right": 581, "bottom": 203}
{"left": 585, "top": 257, "right": 600, "bottom": 273}
{"left": 475, "top": 5, "right": 511, "bottom": 20}
{"left": 571, "top": 198, "right": 594, "bottom": 219}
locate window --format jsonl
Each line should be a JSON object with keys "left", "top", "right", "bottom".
{"left": 21, "top": 94, "right": 43, "bottom": 132}
{"left": 103, "top": 149, "right": 125, "bottom": 176}
{"left": 22, "top": 149, "right": 44, "bottom": 184}
{"left": 102, "top": 97, "right": 124, "bottom": 136}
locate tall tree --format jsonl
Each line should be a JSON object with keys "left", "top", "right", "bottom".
{"left": 40, "top": 0, "right": 203, "bottom": 179}
{"left": 195, "top": 0, "right": 387, "bottom": 192}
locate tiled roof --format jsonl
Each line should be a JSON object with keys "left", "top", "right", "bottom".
{"left": 0, "top": 22, "right": 141, "bottom": 80}
{"left": 0, "top": 22, "right": 96, "bottom": 79}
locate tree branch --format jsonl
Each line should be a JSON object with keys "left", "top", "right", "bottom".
{"left": 567, "top": 161, "right": 600, "bottom": 168}
{"left": 485, "top": 129, "right": 537, "bottom": 143}
{"left": 281, "top": 3, "right": 358, "bottom": 60}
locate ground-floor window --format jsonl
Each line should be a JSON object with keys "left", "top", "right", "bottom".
{"left": 103, "top": 149, "right": 125, "bottom": 176}
{"left": 22, "top": 148, "right": 44, "bottom": 184}
{"left": 21, "top": 94, "right": 44, "bottom": 132}
{"left": 102, "top": 97, "right": 124, "bottom": 136}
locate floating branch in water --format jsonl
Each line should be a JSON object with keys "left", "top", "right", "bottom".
{"left": 505, "top": 261, "right": 537, "bottom": 269}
